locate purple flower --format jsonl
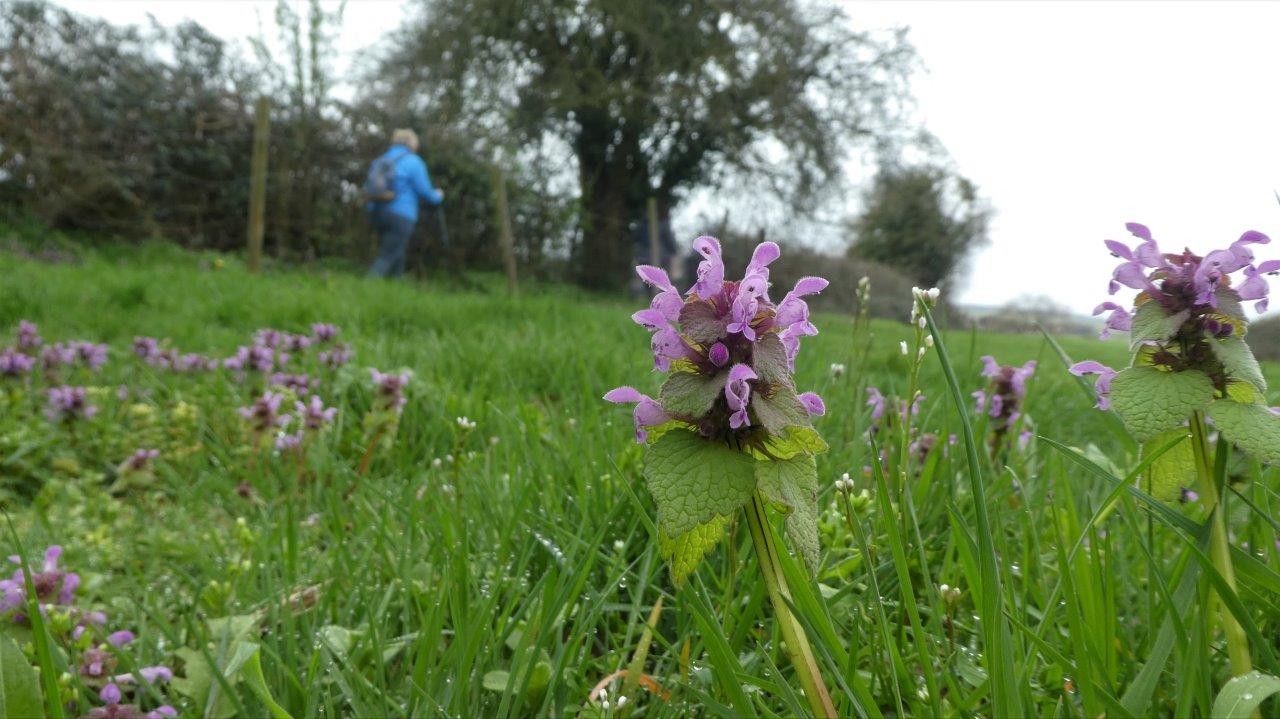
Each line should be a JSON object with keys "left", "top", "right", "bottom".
{"left": 689, "top": 236, "right": 725, "bottom": 300}
{"left": 866, "top": 387, "right": 887, "bottom": 421}
{"left": 270, "top": 373, "right": 315, "bottom": 396}
{"left": 41, "top": 342, "right": 76, "bottom": 371}
{"left": 113, "top": 666, "right": 174, "bottom": 685}
{"left": 254, "top": 328, "right": 282, "bottom": 348}
{"left": 979, "top": 355, "right": 1001, "bottom": 378}
{"left": 311, "top": 323, "right": 339, "bottom": 343}
{"left": 797, "top": 392, "right": 826, "bottom": 416}
{"left": 133, "top": 337, "right": 161, "bottom": 361}
{"left": 1180, "top": 488, "right": 1200, "bottom": 504}
{"left": 1, "top": 546, "right": 79, "bottom": 616}
{"left": 708, "top": 342, "right": 730, "bottom": 367}
{"left": 1069, "top": 360, "right": 1118, "bottom": 411}
{"left": 370, "top": 369, "right": 411, "bottom": 410}
{"left": 274, "top": 431, "right": 304, "bottom": 452}
{"left": 107, "top": 630, "right": 135, "bottom": 647}
{"left": 74, "top": 341, "right": 109, "bottom": 371}
{"left": 972, "top": 389, "right": 987, "bottom": 415}
{"left": 603, "top": 386, "right": 671, "bottom": 442}
{"left": 238, "top": 392, "right": 288, "bottom": 432}
{"left": 123, "top": 449, "right": 159, "bottom": 473}
{"left": 45, "top": 385, "right": 97, "bottom": 422}
{"left": 295, "top": 395, "right": 337, "bottom": 431}
{"left": 15, "top": 320, "right": 42, "bottom": 352}
{"left": 1018, "top": 429, "right": 1033, "bottom": 450}
{"left": 0, "top": 348, "right": 34, "bottom": 378}
{"left": 319, "top": 343, "right": 355, "bottom": 368}
{"left": 724, "top": 364, "right": 757, "bottom": 429}
{"left": 1092, "top": 301, "right": 1133, "bottom": 339}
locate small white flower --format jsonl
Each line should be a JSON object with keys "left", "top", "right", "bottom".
{"left": 927, "top": 287, "right": 941, "bottom": 301}
{"left": 924, "top": 335, "right": 934, "bottom": 348}
{"left": 456, "top": 416, "right": 476, "bottom": 430}
{"left": 613, "top": 540, "right": 625, "bottom": 552}
{"left": 899, "top": 340, "right": 909, "bottom": 356}
{"left": 829, "top": 363, "right": 846, "bottom": 378}
{"left": 917, "top": 346, "right": 927, "bottom": 361}
{"left": 917, "top": 316, "right": 927, "bottom": 329}
{"left": 858, "top": 276, "right": 870, "bottom": 289}
{"left": 432, "top": 457, "right": 443, "bottom": 468}
{"left": 445, "top": 454, "right": 455, "bottom": 463}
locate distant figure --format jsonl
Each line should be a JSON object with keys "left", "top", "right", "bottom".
{"left": 365, "top": 128, "right": 444, "bottom": 278}
{"left": 630, "top": 214, "right": 678, "bottom": 297}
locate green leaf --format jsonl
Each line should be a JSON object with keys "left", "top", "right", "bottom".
{"left": 1209, "top": 336, "right": 1267, "bottom": 393}
{"left": 658, "top": 370, "right": 727, "bottom": 418}
{"left": 0, "top": 634, "right": 42, "bottom": 719}
{"left": 750, "top": 384, "right": 810, "bottom": 436}
{"left": 1211, "top": 671, "right": 1280, "bottom": 718}
{"left": 643, "top": 429, "right": 756, "bottom": 539}
{"left": 482, "top": 670, "right": 512, "bottom": 692}
{"left": 1139, "top": 427, "right": 1194, "bottom": 503}
{"left": 1128, "top": 303, "right": 1188, "bottom": 350}
{"left": 1214, "top": 288, "right": 1247, "bottom": 323}
{"left": 172, "top": 647, "right": 238, "bottom": 719}
{"left": 1226, "top": 379, "right": 1266, "bottom": 405}
{"left": 756, "top": 455, "right": 821, "bottom": 575}
{"left": 241, "top": 648, "right": 294, "bottom": 719}
{"left": 751, "top": 334, "right": 790, "bottom": 385}
{"left": 1109, "top": 367, "right": 1214, "bottom": 442}
{"left": 1207, "top": 399, "right": 1280, "bottom": 464}
{"left": 679, "top": 301, "right": 727, "bottom": 346}
{"left": 754, "top": 425, "right": 829, "bottom": 461}
{"left": 659, "top": 516, "right": 731, "bottom": 586}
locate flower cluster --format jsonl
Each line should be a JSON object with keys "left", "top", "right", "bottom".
{"left": 606, "top": 237, "right": 827, "bottom": 446}
{"left": 972, "top": 356, "right": 1036, "bottom": 430}
{"left": 371, "top": 369, "right": 411, "bottom": 412}
{"left": 46, "top": 385, "right": 98, "bottom": 423}
{"left": 1072, "top": 223, "right": 1279, "bottom": 409}
{"left": 2, "top": 547, "right": 175, "bottom": 718}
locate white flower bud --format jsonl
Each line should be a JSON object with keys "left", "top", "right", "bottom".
{"left": 927, "top": 287, "right": 941, "bottom": 301}
{"left": 924, "top": 335, "right": 934, "bottom": 348}
{"left": 899, "top": 341, "right": 909, "bottom": 355}
{"left": 917, "top": 346, "right": 927, "bottom": 361}
{"left": 917, "top": 316, "right": 927, "bottom": 329}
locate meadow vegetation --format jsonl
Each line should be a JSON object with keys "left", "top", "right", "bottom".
{"left": 2, "top": 240, "right": 1279, "bottom": 718}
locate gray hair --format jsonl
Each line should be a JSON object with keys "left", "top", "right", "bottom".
{"left": 391, "top": 128, "right": 419, "bottom": 149}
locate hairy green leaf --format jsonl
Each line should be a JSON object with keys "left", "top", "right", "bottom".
{"left": 679, "top": 301, "right": 727, "bottom": 346}
{"left": 751, "top": 384, "right": 809, "bottom": 436}
{"left": 1209, "top": 335, "right": 1267, "bottom": 393}
{"left": 751, "top": 334, "right": 790, "bottom": 385}
{"left": 756, "top": 455, "right": 821, "bottom": 575}
{"left": 658, "top": 516, "right": 731, "bottom": 586}
{"left": 754, "top": 426, "right": 829, "bottom": 461}
{"left": 1128, "top": 303, "right": 1188, "bottom": 350}
{"left": 658, "top": 370, "right": 727, "bottom": 418}
{"left": 1139, "top": 427, "right": 1194, "bottom": 503}
{"left": 643, "top": 430, "right": 756, "bottom": 538}
{"left": 1207, "top": 399, "right": 1280, "bottom": 464}
{"left": 0, "top": 634, "right": 42, "bottom": 719}
{"left": 1109, "top": 367, "right": 1214, "bottom": 442}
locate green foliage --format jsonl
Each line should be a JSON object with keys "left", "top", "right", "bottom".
{"left": 381, "top": 0, "right": 916, "bottom": 286}
{"left": 657, "top": 370, "right": 727, "bottom": 419}
{"left": 642, "top": 430, "right": 757, "bottom": 541}
{"left": 1210, "top": 336, "right": 1268, "bottom": 393}
{"left": 1108, "top": 367, "right": 1214, "bottom": 442}
{"left": 1129, "top": 303, "right": 1188, "bottom": 350}
{"left": 1211, "top": 672, "right": 1280, "bottom": 718}
{"left": 848, "top": 163, "right": 992, "bottom": 288}
{"left": 1206, "top": 399, "right": 1280, "bottom": 465}
{"left": 0, "top": 634, "right": 42, "bottom": 719}
{"left": 1140, "top": 428, "right": 1195, "bottom": 503}
{"left": 756, "top": 455, "right": 820, "bottom": 574}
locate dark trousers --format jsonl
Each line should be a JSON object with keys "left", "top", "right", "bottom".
{"left": 368, "top": 210, "right": 417, "bottom": 278}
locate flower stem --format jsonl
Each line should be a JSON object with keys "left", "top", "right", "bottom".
{"left": 743, "top": 492, "right": 836, "bottom": 718}
{"left": 1189, "top": 411, "right": 1252, "bottom": 676}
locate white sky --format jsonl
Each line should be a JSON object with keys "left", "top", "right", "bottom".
{"left": 55, "top": 0, "right": 1280, "bottom": 316}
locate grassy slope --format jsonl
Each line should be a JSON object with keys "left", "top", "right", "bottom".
{"left": 2, "top": 244, "right": 1278, "bottom": 717}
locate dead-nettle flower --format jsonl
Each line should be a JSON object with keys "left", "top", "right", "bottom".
{"left": 866, "top": 386, "right": 888, "bottom": 422}
{"left": 84, "top": 680, "right": 177, "bottom": 719}
{"left": 270, "top": 372, "right": 315, "bottom": 396}
{"left": 132, "top": 336, "right": 161, "bottom": 361}
{"left": 16, "top": 319, "right": 42, "bottom": 352}
{"left": 72, "top": 341, "right": 109, "bottom": 371}
{"left": 295, "top": 395, "right": 337, "bottom": 431}
{"left": 282, "top": 332, "right": 312, "bottom": 352}
{"left": 41, "top": 342, "right": 76, "bottom": 371}
{"left": 225, "top": 343, "right": 283, "bottom": 373}
{"left": 311, "top": 323, "right": 339, "bottom": 343}
{"left": 238, "top": 391, "right": 289, "bottom": 433}
{"left": 0, "top": 546, "right": 79, "bottom": 615}
{"left": 253, "top": 328, "right": 283, "bottom": 348}
{"left": 122, "top": 449, "right": 160, "bottom": 473}
{"left": 319, "top": 343, "right": 355, "bottom": 368}
{"left": 274, "top": 431, "right": 304, "bottom": 452}
{"left": 45, "top": 385, "right": 98, "bottom": 423}
{"left": 973, "top": 356, "right": 1036, "bottom": 430}
{"left": 1071, "top": 223, "right": 1279, "bottom": 414}
{"left": 370, "top": 369, "right": 411, "bottom": 411}
{"left": 0, "top": 347, "right": 35, "bottom": 377}
{"left": 606, "top": 237, "right": 828, "bottom": 445}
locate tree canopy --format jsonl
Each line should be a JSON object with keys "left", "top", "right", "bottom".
{"left": 373, "top": 0, "right": 917, "bottom": 287}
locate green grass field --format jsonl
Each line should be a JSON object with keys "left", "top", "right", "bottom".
{"left": 2, "top": 243, "right": 1279, "bottom": 718}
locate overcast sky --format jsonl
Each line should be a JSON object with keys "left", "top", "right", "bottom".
{"left": 57, "top": 1, "right": 1280, "bottom": 316}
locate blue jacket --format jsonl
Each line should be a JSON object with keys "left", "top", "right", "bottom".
{"left": 368, "top": 143, "right": 443, "bottom": 222}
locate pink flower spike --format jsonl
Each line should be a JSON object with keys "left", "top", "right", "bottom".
{"left": 746, "top": 242, "right": 781, "bottom": 277}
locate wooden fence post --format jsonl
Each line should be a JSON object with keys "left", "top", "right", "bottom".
{"left": 247, "top": 96, "right": 271, "bottom": 273}
{"left": 491, "top": 165, "right": 519, "bottom": 296}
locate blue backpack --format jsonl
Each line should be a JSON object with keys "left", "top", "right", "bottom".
{"left": 363, "top": 149, "right": 410, "bottom": 203}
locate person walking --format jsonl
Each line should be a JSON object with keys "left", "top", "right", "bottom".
{"left": 365, "top": 128, "right": 444, "bottom": 278}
